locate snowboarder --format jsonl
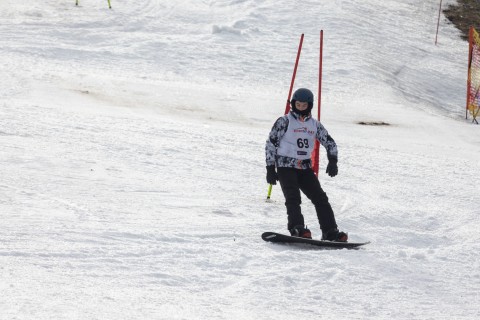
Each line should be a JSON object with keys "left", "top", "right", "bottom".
{"left": 265, "top": 88, "right": 348, "bottom": 241}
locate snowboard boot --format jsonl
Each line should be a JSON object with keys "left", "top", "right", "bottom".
{"left": 289, "top": 225, "right": 312, "bottom": 239}
{"left": 322, "top": 228, "right": 348, "bottom": 242}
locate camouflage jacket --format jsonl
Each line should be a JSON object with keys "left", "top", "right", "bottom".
{"left": 265, "top": 111, "right": 338, "bottom": 169}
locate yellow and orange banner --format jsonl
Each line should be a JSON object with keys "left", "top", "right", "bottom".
{"left": 467, "top": 27, "right": 480, "bottom": 123}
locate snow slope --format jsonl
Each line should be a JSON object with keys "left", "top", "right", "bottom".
{"left": 1, "top": 0, "right": 479, "bottom": 319}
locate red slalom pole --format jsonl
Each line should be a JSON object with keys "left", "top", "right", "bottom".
{"left": 318, "top": 30, "right": 323, "bottom": 121}
{"left": 268, "top": 34, "right": 305, "bottom": 200}
{"left": 312, "top": 30, "right": 323, "bottom": 176}
{"left": 284, "top": 34, "right": 304, "bottom": 114}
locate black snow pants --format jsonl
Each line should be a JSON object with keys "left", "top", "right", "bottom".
{"left": 277, "top": 167, "right": 337, "bottom": 232}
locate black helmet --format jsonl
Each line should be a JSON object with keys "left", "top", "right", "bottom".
{"left": 290, "top": 88, "right": 314, "bottom": 115}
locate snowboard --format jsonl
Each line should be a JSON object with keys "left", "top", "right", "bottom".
{"left": 262, "top": 232, "right": 370, "bottom": 249}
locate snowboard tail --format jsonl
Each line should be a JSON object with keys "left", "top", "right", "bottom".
{"left": 262, "top": 232, "right": 369, "bottom": 249}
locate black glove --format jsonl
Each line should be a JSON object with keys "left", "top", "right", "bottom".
{"left": 266, "top": 165, "right": 278, "bottom": 185}
{"left": 326, "top": 156, "right": 338, "bottom": 177}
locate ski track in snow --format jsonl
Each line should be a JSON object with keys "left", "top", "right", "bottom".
{"left": 1, "top": 0, "right": 479, "bottom": 319}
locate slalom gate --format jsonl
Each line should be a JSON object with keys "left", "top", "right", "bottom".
{"left": 281, "top": 33, "right": 323, "bottom": 176}
{"left": 266, "top": 32, "right": 324, "bottom": 200}
{"left": 467, "top": 26, "right": 480, "bottom": 124}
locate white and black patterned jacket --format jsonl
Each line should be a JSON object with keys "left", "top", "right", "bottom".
{"left": 265, "top": 111, "right": 338, "bottom": 169}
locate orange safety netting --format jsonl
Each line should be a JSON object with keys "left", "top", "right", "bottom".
{"left": 467, "top": 27, "right": 480, "bottom": 122}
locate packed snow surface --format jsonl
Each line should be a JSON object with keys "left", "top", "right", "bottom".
{"left": 1, "top": 0, "right": 479, "bottom": 319}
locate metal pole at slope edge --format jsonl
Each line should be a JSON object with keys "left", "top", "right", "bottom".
{"left": 435, "top": 0, "right": 442, "bottom": 45}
